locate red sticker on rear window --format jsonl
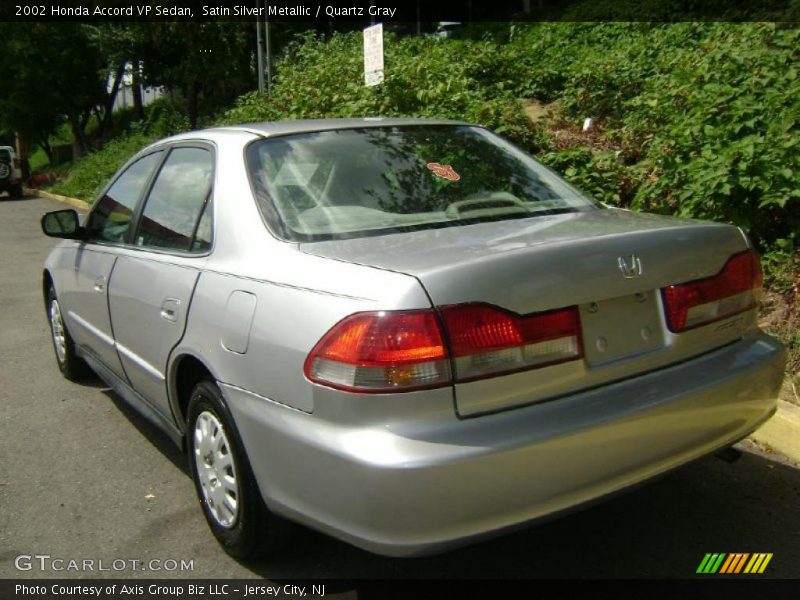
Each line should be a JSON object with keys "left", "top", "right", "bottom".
{"left": 426, "top": 162, "right": 460, "bottom": 182}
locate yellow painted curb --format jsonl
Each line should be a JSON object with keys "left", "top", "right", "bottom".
{"left": 33, "top": 188, "right": 91, "bottom": 211}
{"left": 749, "top": 399, "right": 800, "bottom": 464}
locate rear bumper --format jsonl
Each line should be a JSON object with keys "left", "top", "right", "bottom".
{"left": 224, "top": 333, "right": 785, "bottom": 557}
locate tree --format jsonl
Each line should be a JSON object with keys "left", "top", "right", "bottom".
{"left": 137, "top": 23, "right": 254, "bottom": 128}
{"left": 0, "top": 23, "right": 112, "bottom": 159}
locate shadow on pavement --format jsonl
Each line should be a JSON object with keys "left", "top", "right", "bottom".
{"left": 101, "top": 388, "right": 188, "bottom": 475}
{"left": 97, "top": 384, "right": 800, "bottom": 579}
{"left": 241, "top": 448, "right": 800, "bottom": 579}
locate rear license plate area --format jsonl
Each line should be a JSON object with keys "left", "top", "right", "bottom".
{"left": 579, "top": 291, "right": 664, "bottom": 366}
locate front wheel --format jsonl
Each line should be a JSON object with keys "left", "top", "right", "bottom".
{"left": 46, "top": 286, "right": 91, "bottom": 380}
{"left": 186, "top": 380, "right": 292, "bottom": 558}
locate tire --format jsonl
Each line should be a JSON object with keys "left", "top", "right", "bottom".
{"left": 10, "top": 183, "right": 23, "bottom": 199}
{"left": 186, "top": 380, "right": 292, "bottom": 558}
{"left": 46, "top": 286, "right": 92, "bottom": 380}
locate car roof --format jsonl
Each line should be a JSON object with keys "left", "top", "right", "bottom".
{"left": 159, "top": 118, "right": 472, "bottom": 145}
{"left": 235, "top": 117, "right": 470, "bottom": 137}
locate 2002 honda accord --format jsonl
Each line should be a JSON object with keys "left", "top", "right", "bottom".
{"left": 41, "top": 118, "right": 785, "bottom": 558}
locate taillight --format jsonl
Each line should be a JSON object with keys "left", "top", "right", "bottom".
{"left": 13, "top": 158, "right": 20, "bottom": 169}
{"left": 661, "top": 250, "right": 762, "bottom": 332}
{"left": 441, "top": 304, "right": 583, "bottom": 381}
{"left": 304, "top": 310, "right": 451, "bottom": 392}
{"left": 305, "top": 303, "right": 585, "bottom": 392}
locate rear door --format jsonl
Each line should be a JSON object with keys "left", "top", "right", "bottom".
{"left": 107, "top": 144, "right": 214, "bottom": 420}
{"left": 65, "top": 150, "right": 164, "bottom": 379}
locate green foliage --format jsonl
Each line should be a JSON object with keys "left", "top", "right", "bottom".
{"left": 504, "top": 22, "right": 798, "bottom": 284}
{"left": 218, "top": 32, "right": 543, "bottom": 152}
{"left": 50, "top": 99, "right": 188, "bottom": 201}
{"left": 49, "top": 131, "right": 155, "bottom": 201}
{"left": 51, "top": 21, "right": 798, "bottom": 292}
{"left": 0, "top": 23, "right": 106, "bottom": 150}
{"left": 627, "top": 24, "right": 800, "bottom": 248}
{"left": 760, "top": 238, "right": 798, "bottom": 295}
{"left": 540, "top": 147, "right": 637, "bottom": 207}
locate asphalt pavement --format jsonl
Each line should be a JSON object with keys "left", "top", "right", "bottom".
{"left": 1, "top": 194, "right": 799, "bottom": 583}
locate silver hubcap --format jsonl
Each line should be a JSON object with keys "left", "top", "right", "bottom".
{"left": 194, "top": 411, "right": 239, "bottom": 528}
{"left": 50, "top": 299, "right": 67, "bottom": 364}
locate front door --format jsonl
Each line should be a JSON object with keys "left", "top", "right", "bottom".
{"left": 107, "top": 145, "right": 214, "bottom": 420}
{"left": 70, "top": 150, "right": 164, "bottom": 378}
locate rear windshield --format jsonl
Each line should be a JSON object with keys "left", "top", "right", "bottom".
{"left": 246, "top": 125, "right": 598, "bottom": 242}
{"left": 0, "top": 149, "right": 10, "bottom": 163}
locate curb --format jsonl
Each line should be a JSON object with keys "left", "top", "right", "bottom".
{"left": 32, "top": 188, "right": 91, "bottom": 211}
{"left": 749, "top": 399, "right": 800, "bottom": 465}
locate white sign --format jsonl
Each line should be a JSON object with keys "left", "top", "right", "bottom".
{"left": 363, "top": 23, "right": 384, "bottom": 87}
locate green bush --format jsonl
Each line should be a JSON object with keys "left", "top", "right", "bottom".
{"left": 50, "top": 98, "right": 188, "bottom": 201}
{"left": 506, "top": 21, "right": 797, "bottom": 282}
{"left": 540, "top": 147, "right": 639, "bottom": 207}
{"left": 50, "top": 131, "right": 155, "bottom": 200}
{"left": 218, "top": 32, "right": 543, "bottom": 152}
{"left": 51, "top": 22, "right": 798, "bottom": 292}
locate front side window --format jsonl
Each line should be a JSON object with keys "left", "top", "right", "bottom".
{"left": 86, "top": 151, "right": 162, "bottom": 243}
{"left": 246, "top": 125, "right": 598, "bottom": 242}
{"left": 135, "top": 147, "right": 213, "bottom": 252}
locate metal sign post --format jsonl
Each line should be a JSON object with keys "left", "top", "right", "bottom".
{"left": 255, "top": 8, "right": 264, "bottom": 94}
{"left": 265, "top": 11, "right": 272, "bottom": 94}
{"left": 363, "top": 23, "right": 384, "bottom": 87}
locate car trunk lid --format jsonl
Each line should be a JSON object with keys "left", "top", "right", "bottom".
{"left": 301, "top": 209, "right": 756, "bottom": 415}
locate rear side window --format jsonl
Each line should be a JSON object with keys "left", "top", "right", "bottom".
{"left": 135, "top": 147, "right": 213, "bottom": 252}
{"left": 86, "top": 151, "right": 162, "bottom": 243}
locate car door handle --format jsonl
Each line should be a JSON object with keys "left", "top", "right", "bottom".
{"left": 93, "top": 276, "right": 106, "bottom": 292}
{"left": 160, "top": 298, "right": 180, "bottom": 322}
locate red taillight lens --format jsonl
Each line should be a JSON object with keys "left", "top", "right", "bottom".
{"left": 304, "top": 310, "right": 450, "bottom": 392}
{"left": 306, "top": 304, "right": 584, "bottom": 392}
{"left": 661, "top": 250, "right": 762, "bottom": 332}
{"left": 440, "top": 304, "right": 583, "bottom": 381}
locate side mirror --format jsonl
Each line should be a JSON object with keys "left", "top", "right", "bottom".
{"left": 41, "top": 209, "right": 84, "bottom": 240}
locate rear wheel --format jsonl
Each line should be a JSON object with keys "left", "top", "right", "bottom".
{"left": 10, "top": 183, "right": 23, "bottom": 199}
{"left": 46, "top": 286, "right": 91, "bottom": 380}
{"left": 186, "top": 380, "right": 292, "bottom": 558}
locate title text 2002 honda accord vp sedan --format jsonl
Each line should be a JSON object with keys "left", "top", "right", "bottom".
{"left": 40, "top": 119, "right": 785, "bottom": 558}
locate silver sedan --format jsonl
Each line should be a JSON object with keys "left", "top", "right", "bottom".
{"left": 40, "top": 119, "right": 785, "bottom": 558}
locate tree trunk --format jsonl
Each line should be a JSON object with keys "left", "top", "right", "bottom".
{"left": 101, "top": 61, "right": 126, "bottom": 137}
{"left": 68, "top": 111, "right": 88, "bottom": 158}
{"left": 186, "top": 81, "right": 199, "bottom": 129}
{"left": 39, "top": 139, "right": 54, "bottom": 164}
{"left": 132, "top": 62, "right": 145, "bottom": 121}
{"left": 15, "top": 132, "right": 30, "bottom": 179}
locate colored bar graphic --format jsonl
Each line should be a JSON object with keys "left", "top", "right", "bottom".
{"left": 744, "top": 553, "right": 774, "bottom": 574}
{"left": 697, "top": 553, "right": 714, "bottom": 573}
{"left": 710, "top": 553, "right": 726, "bottom": 573}
{"left": 719, "top": 554, "right": 736, "bottom": 574}
{"left": 699, "top": 552, "right": 773, "bottom": 574}
{"left": 744, "top": 554, "right": 760, "bottom": 573}
{"left": 719, "top": 553, "right": 745, "bottom": 574}
{"left": 733, "top": 553, "right": 750, "bottom": 573}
